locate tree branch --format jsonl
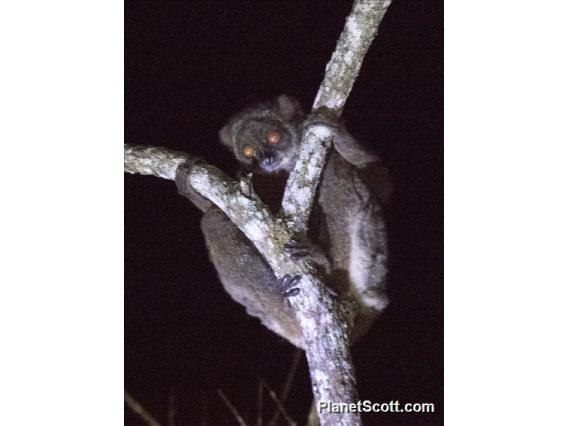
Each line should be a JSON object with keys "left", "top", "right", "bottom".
{"left": 125, "top": 390, "right": 163, "bottom": 426}
{"left": 217, "top": 389, "right": 249, "bottom": 426}
{"left": 125, "top": 1, "right": 392, "bottom": 425}
{"left": 281, "top": 0, "right": 392, "bottom": 229}
{"left": 124, "top": 144, "right": 189, "bottom": 180}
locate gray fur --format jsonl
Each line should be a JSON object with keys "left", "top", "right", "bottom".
{"left": 177, "top": 95, "right": 391, "bottom": 348}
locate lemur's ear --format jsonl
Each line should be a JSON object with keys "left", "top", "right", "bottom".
{"left": 218, "top": 124, "right": 233, "bottom": 147}
{"left": 276, "top": 95, "right": 304, "bottom": 121}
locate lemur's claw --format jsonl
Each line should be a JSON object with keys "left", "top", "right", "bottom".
{"left": 283, "top": 236, "right": 312, "bottom": 261}
{"left": 278, "top": 274, "right": 302, "bottom": 297}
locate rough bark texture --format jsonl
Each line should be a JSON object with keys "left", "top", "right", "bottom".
{"left": 124, "top": 144, "right": 189, "bottom": 180}
{"left": 281, "top": 0, "right": 391, "bottom": 231}
{"left": 124, "top": 1, "right": 392, "bottom": 425}
{"left": 312, "top": 0, "right": 392, "bottom": 114}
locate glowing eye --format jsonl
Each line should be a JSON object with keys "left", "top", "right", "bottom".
{"left": 243, "top": 145, "right": 255, "bottom": 159}
{"left": 267, "top": 130, "right": 280, "bottom": 145}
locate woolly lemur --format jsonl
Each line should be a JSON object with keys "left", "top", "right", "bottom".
{"left": 176, "top": 95, "right": 391, "bottom": 348}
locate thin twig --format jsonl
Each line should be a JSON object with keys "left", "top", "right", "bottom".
{"left": 268, "top": 348, "right": 303, "bottom": 426}
{"left": 199, "top": 391, "right": 208, "bottom": 426}
{"left": 217, "top": 389, "right": 249, "bottom": 426}
{"left": 168, "top": 386, "right": 176, "bottom": 426}
{"left": 261, "top": 380, "right": 297, "bottom": 426}
{"left": 257, "top": 379, "right": 264, "bottom": 426}
{"left": 125, "top": 390, "right": 163, "bottom": 426}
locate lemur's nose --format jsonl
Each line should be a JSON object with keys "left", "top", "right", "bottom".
{"left": 261, "top": 153, "right": 275, "bottom": 166}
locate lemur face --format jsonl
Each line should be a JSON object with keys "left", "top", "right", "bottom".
{"left": 218, "top": 95, "right": 305, "bottom": 174}
{"left": 234, "top": 118, "right": 298, "bottom": 173}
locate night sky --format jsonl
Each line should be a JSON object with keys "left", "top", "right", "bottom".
{"left": 125, "top": 1, "right": 443, "bottom": 425}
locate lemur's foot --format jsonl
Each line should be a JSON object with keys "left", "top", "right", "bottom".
{"left": 283, "top": 237, "right": 311, "bottom": 261}
{"left": 278, "top": 274, "right": 302, "bottom": 297}
{"left": 175, "top": 157, "right": 206, "bottom": 194}
{"left": 283, "top": 235, "right": 330, "bottom": 271}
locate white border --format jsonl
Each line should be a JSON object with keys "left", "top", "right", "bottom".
{"left": 0, "top": 1, "right": 123, "bottom": 424}
{"left": 446, "top": 1, "right": 568, "bottom": 424}
{"left": 1, "top": 0, "right": 568, "bottom": 424}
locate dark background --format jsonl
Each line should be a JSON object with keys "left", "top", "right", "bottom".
{"left": 125, "top": 1, "right": 442, "bottom": 425}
